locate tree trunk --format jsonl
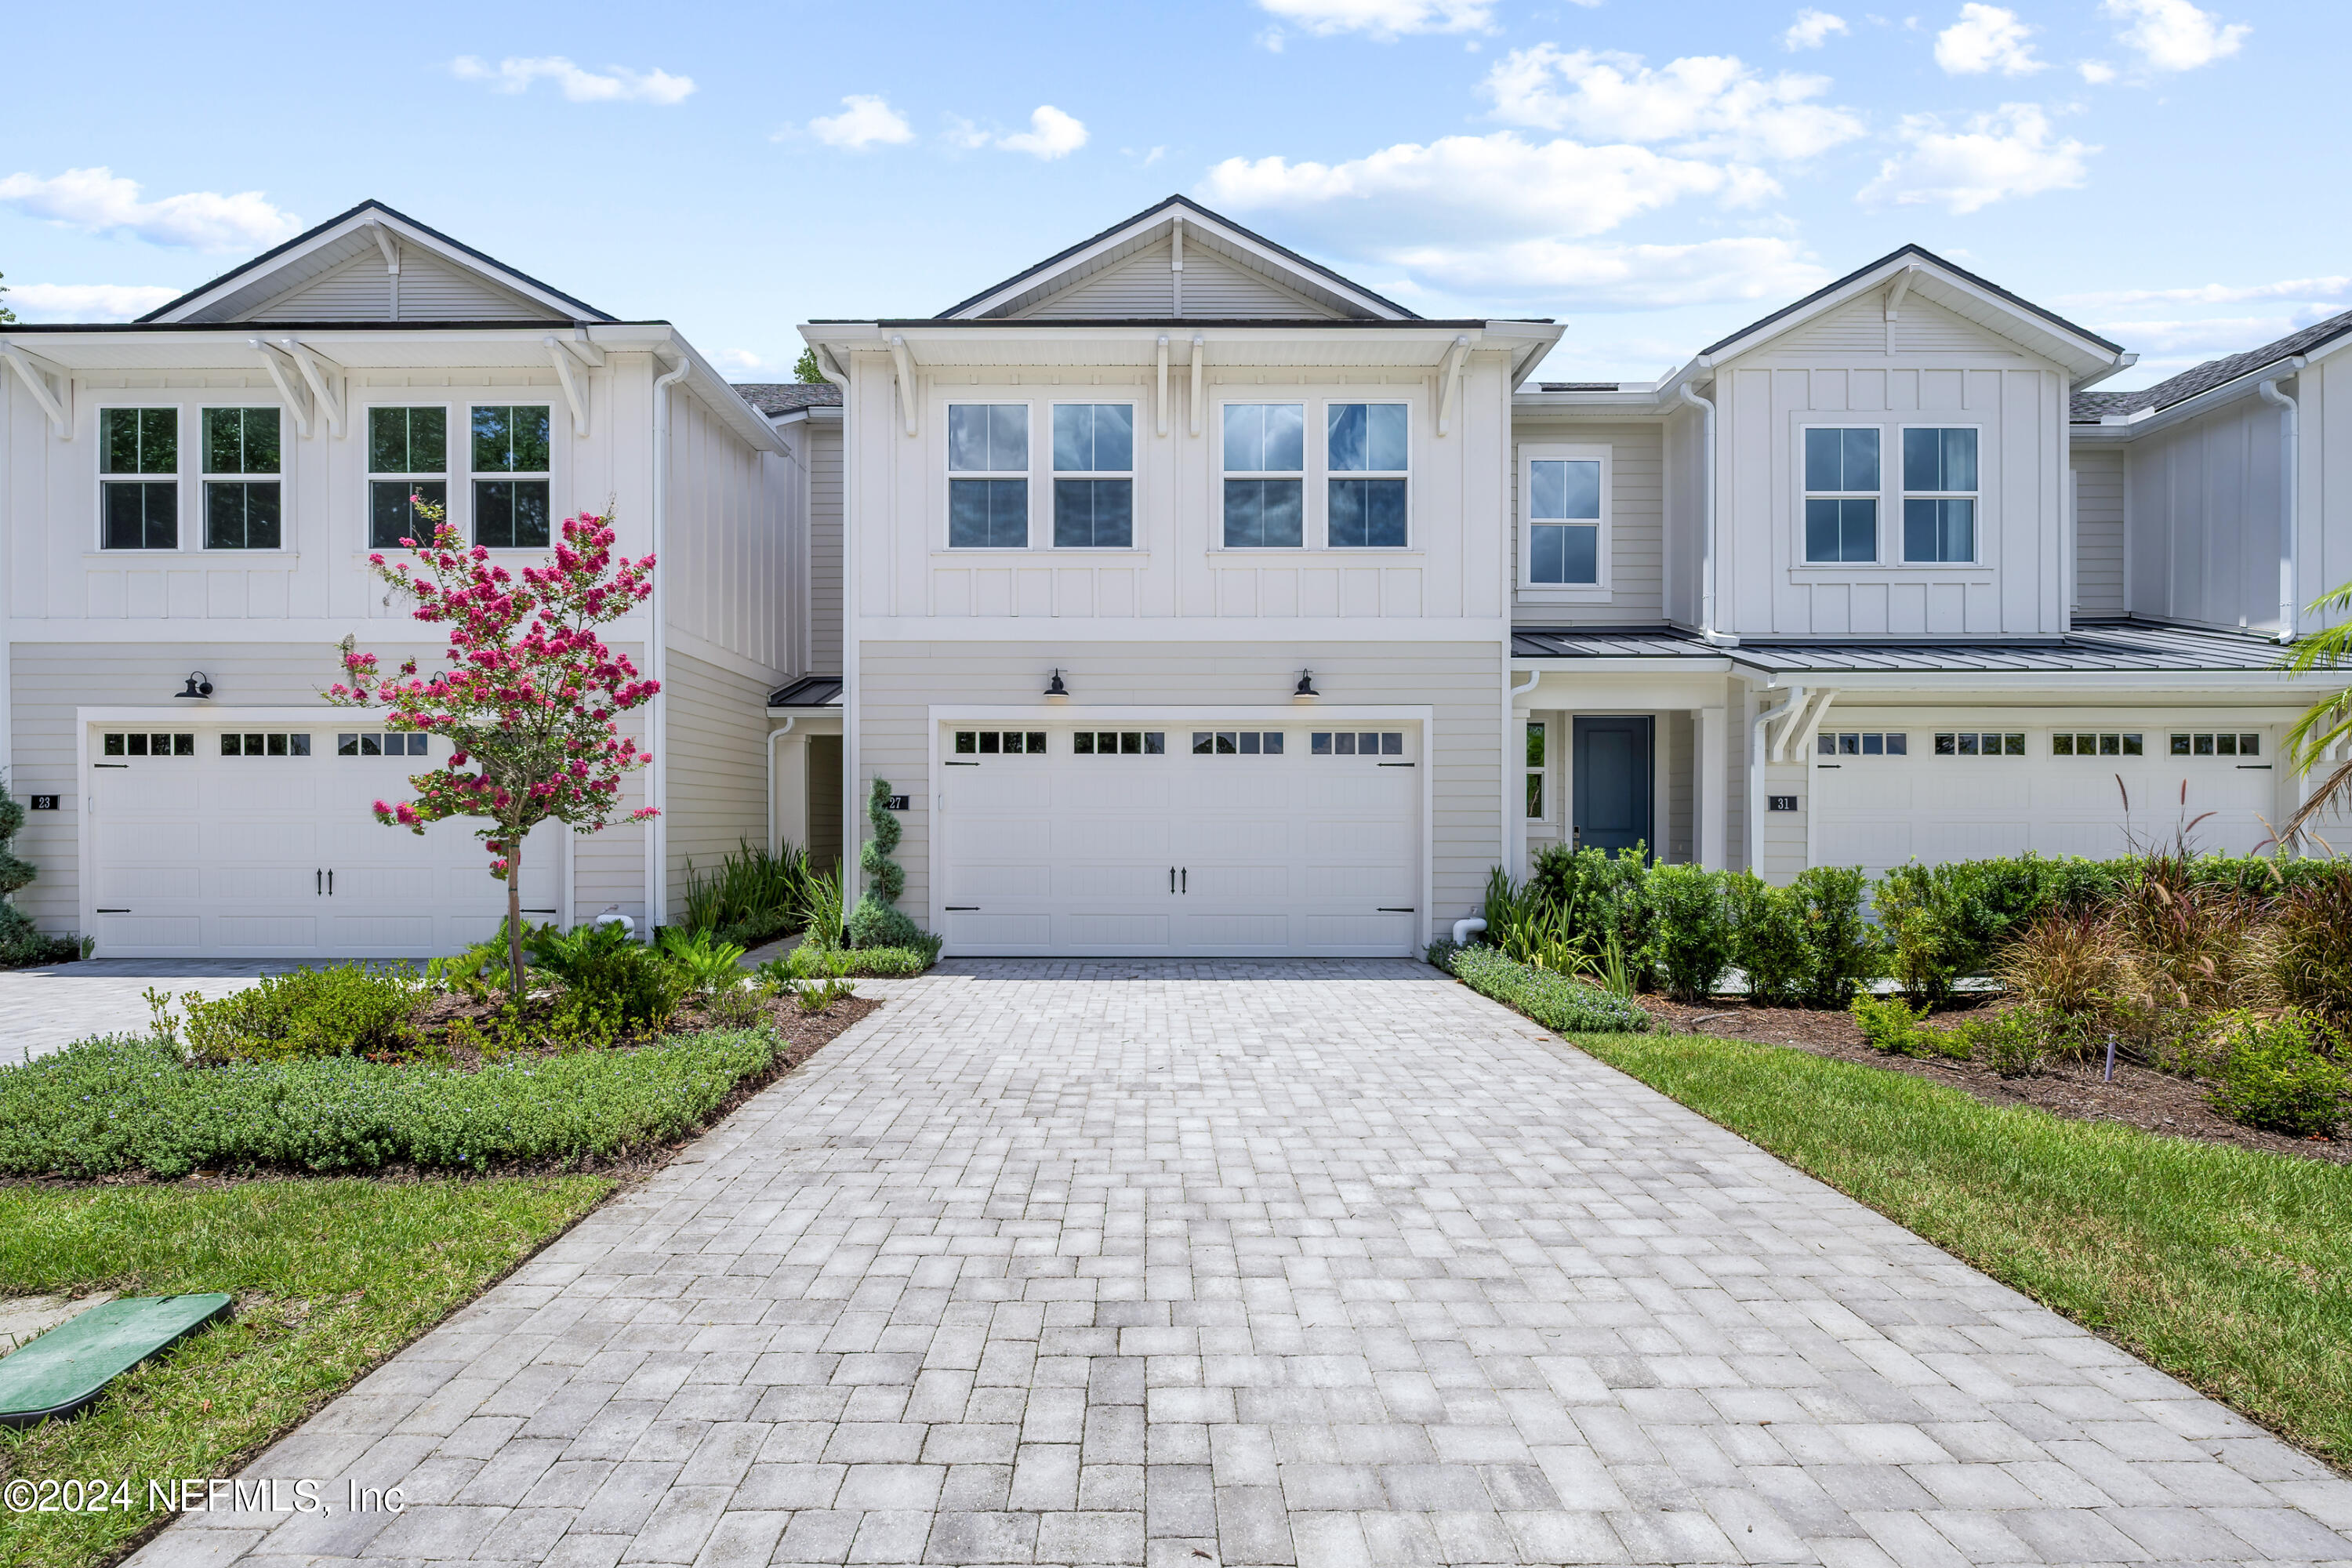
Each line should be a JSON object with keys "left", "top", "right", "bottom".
{"left": 506, "top": 829, "right": 526, "bottom": 1000}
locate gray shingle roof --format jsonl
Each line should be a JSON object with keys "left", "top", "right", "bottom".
{"left": 1511, "top": 619, "right": 2306, "bottom": 673}
{"left": 735, "top": 382, "right": 841, "bottom": 416}
{"left": 2071, "top": 308, "right": 2352, "bottom": 423}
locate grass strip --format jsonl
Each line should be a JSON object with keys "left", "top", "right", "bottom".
{"left": 1566, "top": 1029, "right": 2352, "bottom": 1468}
{"left": 0, "top": 1176, "right": 611, "bottom": 1568}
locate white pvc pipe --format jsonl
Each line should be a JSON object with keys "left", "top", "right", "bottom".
{"left": 646, "top": 349, "right": 692, "bottom": 929}
{"left": 2259, "top": 359, "right": 2304, "bottom": 642}
{"left": 1453, "top": 917, "right": 1486, "bottom": 947}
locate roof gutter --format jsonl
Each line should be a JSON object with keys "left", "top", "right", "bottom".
{"left": 2259, "top": 358, "right": 2306, "bottom": 643}
{"left": 1678, "top": 367, "right": 1731, "bottom": 646}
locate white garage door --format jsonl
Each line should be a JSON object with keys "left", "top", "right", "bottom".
{"left": 935, "top": 720, "right": 1421, "bottom": 956}
{"left": 1813, "top": 720, "right": 2281, "bottom": 877}
{"left": 89, "top": 721, "right": 561, "bottom": 959}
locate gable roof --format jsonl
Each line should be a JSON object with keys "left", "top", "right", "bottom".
{"left": 138, "top": 199, "right": 612, "bottom": 325}
{"left": 1697, "top": 243, "right": 2125, "bottom": 379}
{"left": 937, "top": 194, "right": 1417, "bottom": 323}
{"left": 2070, "top": 307, "right": 2352, "bottom": 423}
{"left": 735, "top": 382, "right": 842, "bottom": 416}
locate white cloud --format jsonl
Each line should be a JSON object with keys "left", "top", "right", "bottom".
{"left": 2085, "top": 314, "right": 2323, "bottom": 358}
{"left": 450, "top": 55, "right": 695, "bottom": 104}
{"left": 2079, "top": 58, "right": 2118, "bottom": 82}
{"left": 1200, "top": 132, "right": 1770, "bottom": 246}
{"left": 2102, "top": 0, "right": 2248, "bottom": 72}
{"left": 0, "top": 169, "right": 301, "bottom": 252}
{"left": 1251, "top": 0, "right": 1510, "bottom": 39}
{"left": 1387, "top": 236, "right": 1831, "bottom": 308}
{"left": 1858, "top": 103, "right": 2092, "bottom": 212}
{"left": 1481, "top": 46, "right": 1864, "bottom": 162}
{"left": 1784, "top": 9, "right": 1850, "bottom": 49}
{"left": 996, "top": 106, "right": 1089, "bottom": 160}
{"left": 2063, "top": 276, "right": 2351, "bottom": 307}
{"left": 2, "top": 281, "right": 182, "bottom": 321}
{"left": 807, "top": 95, "right": 915, "bottom": 150}
{"left": 1934, "top": 5, "right": 2046, "bottom": 74}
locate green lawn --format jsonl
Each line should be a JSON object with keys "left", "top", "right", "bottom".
{"left": 0, "top": 1177, "right": 612, "bottom": 1568}
{"left": 1570, "top": 1029, "right": 2352, "bottom": 1468}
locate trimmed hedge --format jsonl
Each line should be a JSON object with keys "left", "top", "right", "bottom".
{"left": 1447, "top": 945, "right": 1652, "bottom": 1035}
{"left": 0, "top": 1028, "right": 785, "bottom": 1179}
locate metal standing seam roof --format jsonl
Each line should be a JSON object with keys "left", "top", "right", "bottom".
{"left": 767, "top": 675, "right": 844, "bottom": 708}
{"left": 1510, "top": 619, "right": 2313, "bottom": 673}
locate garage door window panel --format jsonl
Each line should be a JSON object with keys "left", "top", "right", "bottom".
{"left": 1222, "top": 403, "right": 1305, "bottom": 549}
{"left": 220, "top": 733, "right": 312, "bottom": 756}
{"left": 103, "top": 732, "right": 196, "bottom": 757}
{"left": 100, "top": 407, "right": 179, "bottom": 551}
{"left": 1803, "top": 426, "right": 1878, "bottom": 564}
{"left": 368, "top": 407, "right": 449, "bottom": 550}
{"left": 949, "top": 405, "right": 1030, "bottom": 550}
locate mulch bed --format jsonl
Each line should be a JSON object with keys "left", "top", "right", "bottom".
{"left": 1636, "top": 994, "right": 2352, "bottom": 1167}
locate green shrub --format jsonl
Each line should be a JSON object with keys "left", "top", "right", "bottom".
{"left": 836, "top": 942, "right": 937, "bottom": 977}
{"left": 657, "top": 926, "right": 750, "bottom": 996}
{"left": 2209, "top": 1011, "right": 2349, "bottom": 1137}
{"left": 1850, "top": 993, "right": 1926, "bottom": 1054}
{"left": 177, "top": 965, "right": 423, "bottom": 1064}
{"left": 846, "top": 896, "right": 926, "bottom": 950}
{"left": 1449, "top": 944, "right": 1650, "bottom": 1035}
{"left": 0, "top": 1028, "right": 785, "bottom": 1178}
{"left": 527, "top": 922, "right": 685, "bottom": 1033}
{"left": 1530, "top": 843, "right": 1653, "bottom": 977}
{"left": 1948, "top": 1009, "right": 2047, "bottom": 1076}
{"left": 1726, "top": 872, "right": 1810, "bottom": 1006}
{"left": 680, "top": 839, "right": 813, "bottom": 938}
{"left": 1646, "top": 863, "right": 1733, "bottom": 1003}
{"left": 2268, "top": 868, "right": 2352, "bottom": 1022}
{"left": 1794, "top": 865, "right": 1878, "bottom": 1007}
{"left": 1482, "top": 866, "right": 1588, "bottom": 974}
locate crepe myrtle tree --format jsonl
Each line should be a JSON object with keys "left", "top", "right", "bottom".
{"left": 327, "top": 497, "right": 659, "bottom": 998}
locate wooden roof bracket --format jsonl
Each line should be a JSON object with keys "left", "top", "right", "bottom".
{"left": 1156, "top": 335, "right": 1170, "bottom": 438}
{"left": 889, "top": 334, "right": 919, "bottom": 437}
{"left": 1436, "top": 336, "right": 1470, "bottom": 437}
{"left": 249, "top": 339, "right": 313, "bottom": 438}
{"left": 282, "top": 339, "right": 345, "bottom": 438}
{"left": 1188, "top": 335, "right": 1204, "bottom": 438}
{"left": 1, "top": 343, "right": 71, "bottom": 437}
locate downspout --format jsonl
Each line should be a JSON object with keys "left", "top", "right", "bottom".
{"left": 1678, "top": 377, "right": 1723, "bottom": 643}
{"left": 2259, "top": 358, "right": 2304, "bottom": 643}
{"left": 766, "top": 716, "right": 797, "bottom": 855}
{"left": 647, "top": 348, "right": 692, "bottom": 930}
{"left": 1748, "top": 684, "right": 1798, "bottom": 876}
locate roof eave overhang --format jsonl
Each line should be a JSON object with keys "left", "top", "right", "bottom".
{"left": 2074, "top": 345, "right": 2341, "bottom": 441}
{"left": 800, "top": 319, "right": 1563, "bottom": 374}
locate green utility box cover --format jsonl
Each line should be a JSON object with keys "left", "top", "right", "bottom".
{"left": 0, "top": 1294, "right": 233, "bottom": 1428}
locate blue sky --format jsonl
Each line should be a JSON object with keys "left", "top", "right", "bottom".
{"left": 0, "top": 0, "right": 2334, "bottom": 388}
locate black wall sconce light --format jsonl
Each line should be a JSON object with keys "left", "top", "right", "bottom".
{"left": 1294, "top": 669, "right": 1318, "bottom": 699}
{"left": 176, "top": 670, "right": 214, "bottom": 700}
{"left": 1044, "top": 669, "right": 1069, "bottom": 699}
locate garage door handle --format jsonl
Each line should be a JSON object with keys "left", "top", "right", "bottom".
{"left": 1170, "top": 867, "right": 1175, "bottom": 894}
{"left": 315, "top": 869, "right": 322, "bottom": 896}
{"left": 328, "top": 870, "right": 334, "bottom": 896}
{"left": 1181, "top": 868, "right": 1187, "bottom": 895}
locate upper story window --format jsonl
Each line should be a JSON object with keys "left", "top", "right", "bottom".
{"left": 202, "top": 408, "right": 281, "bottom": 550}
{"left": 471, "top": 405, "right": 551, "bottom": 549}
{"left": 1051, "top": 404, "right": 1132, "bottom": 549}
{"left": 368, "top": 407, "right": 448, "bottom": 550}
{"left": 1222, "top": 403, "right": 1304, "bottom": 549}
{"left": 948, "top": 403, "right": 1029, "bottom": 549}
{"left": 1903, "top": 427, "right": 1978, "bottom": 564}
{"left": 1804, "top": 427, "right": 1879, "bottom": 564}
{"left": 1524, "top": 448, "right": 1606, "bottom": 586}
{"left": 100, "top": 408, "right": 178, "bottom": 550}
{"left": 1327, "top": 403, "right": 1407, "bottom": 548}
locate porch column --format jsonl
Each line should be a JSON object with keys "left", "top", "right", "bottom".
{"left": 1698, "top": 704, "right": 1727, "bottom": 869}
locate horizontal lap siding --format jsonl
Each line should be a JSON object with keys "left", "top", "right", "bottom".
{"left": 809, "top": 423, "right": 844, "bottom": 673}
{"left": 1511, "top": 420, "right": 1665, "bottom": 623}
{"left": 855, "top": 638, "right": 1504, "bottom": 933}
{"left": 662, "top": 652, "right": 775, "bottom": 914}
{"left": 2072, "top": 448, "right": 2125, "bottom": 615}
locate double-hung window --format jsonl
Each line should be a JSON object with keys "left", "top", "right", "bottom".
{"left": 1221, "top": 403, "right": 1304, "bottom": 548}
{"left": 1327, "top": 402, "right": 1407, "bottom": 548}
{"left": 948, "top": 404, "right": 1029, "bottom": 548}
{"left": 471, "top": 405, "right": 551, "bottom": 549}
{"left": 202, "top": 408, "right": 281, "bottom": 550}
{"left": 1526, "top": 450, "right": 1604, "bottom": 585}
{"left": 1051, "top": 404, "right": 1132, "bottom": 548}
{"left": 368, "top": 408, "right": 448, "bottom": 549}
{"left": 100, "top": 408, "right": 178, "bottom": 550}
{"left": 1804, "top": 427, "right": 1879, "bottom": 563}
{"left": 1903, "top": 427, "right": 1978, "bottom": 563}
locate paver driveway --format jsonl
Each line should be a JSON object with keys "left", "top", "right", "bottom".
{"left": 137, "top": 960, "right": 2352, "bottom": 1567}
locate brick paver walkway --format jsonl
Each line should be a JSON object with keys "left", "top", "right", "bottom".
{"left": 136, "top": 961, "right": 2352, "bottom": 1566}
{"left": 0, "top": 959, "right": 314, "bottom": 1066}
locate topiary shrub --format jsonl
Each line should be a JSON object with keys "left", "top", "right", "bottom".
{"left": 848, "top": 776, "right": 936, "bottom": 951}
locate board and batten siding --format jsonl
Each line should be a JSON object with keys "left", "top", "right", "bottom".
{"left": 2071, "top": 446, "right": 2126, "bottom": 615}
{"left": 662, "top": 386, "right": 794, "bottom": 673}
{"left": 849, "top": 355, "right": 1514, "bottom": 629}
{"left": 661, "top": 652, "right": 777, "bottom": 913}
{"left": 854, "top": 639, "right": 1507, "bottom": 935}
{"left": 1509, "top": 419, "right": 1665, "bottom": 624}
{"left": 808, "top": 419, "right": 844, "bottom": 673}
{"left": 2122, "top": 396, "right": 2286, "bottom": 633}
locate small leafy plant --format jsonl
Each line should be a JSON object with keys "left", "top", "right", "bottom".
{"left": 2208, "top": 1011, "right": 2349, "bottom": 1137}
{"left": 1849, "top": 993, "right": 1927, "bottom": 1054}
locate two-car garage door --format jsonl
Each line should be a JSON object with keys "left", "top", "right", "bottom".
{"left": 935, "top": 720, "right": 1422, "bottom": 956}
{"left": 89, "top": 721, "right": 560, "bottom": 958}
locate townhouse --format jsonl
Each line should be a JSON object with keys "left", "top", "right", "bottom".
{"left": 5, "top": 193, "right": 2346, "bottom": 960}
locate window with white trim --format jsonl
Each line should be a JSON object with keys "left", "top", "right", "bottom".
{"left": 1326, "top": 402, "right": 1407, "bottom": 548}
{"left": 202, "top": 408, "right": 281, "bottom": 550}
{"left": 100, "top": 408, "right": 178, "bottom": 550}
{"left": 1523, "top": 445, "right": 1606, "bottom": 587}
{"left": 948, "top": 404, "right": 1029, "bottom": 549}
{"left": 1051, "top": 404, "right": 1132, "bottom": 548}
{"left": 471, "top": 405, "right": 551, "bottom": 549}
{"left": 1526, "top": 720, "right": 1548, "bottom": 818}
{"left": 369, "top": 407, "right": 448, "bottom": 549}
{"left": 1221, "top": 403, "right": 1304, "bottom": 549}
{"left": 1803, "top": 427, "right": 1878, "bottom": 564}
{"left": 1903, "top": 426, "right": 1977, "bottom": 563}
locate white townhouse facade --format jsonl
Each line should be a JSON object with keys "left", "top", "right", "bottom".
{"left": 0, "top": 201, "right": 816, "bottom": 958}
{"left": 796, "top": 198, "right": 2352, "bottom": 960}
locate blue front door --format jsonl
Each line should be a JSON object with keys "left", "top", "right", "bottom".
{"left": 1573, "top": 716, "right": 1653, "bottom": 858}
